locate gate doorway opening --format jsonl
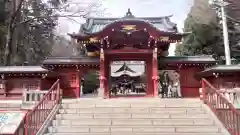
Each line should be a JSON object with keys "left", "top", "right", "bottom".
{"left": 81, "top": 70, "right": 99, "bottom": 98}
{"left": 109, "top": 61, "right": 147, "bottom": 97}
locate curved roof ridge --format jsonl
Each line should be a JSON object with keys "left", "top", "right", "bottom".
{"left": 74, "top": 9, "right": 178, "bottom": 36}
{"left": 86, "top": 14, "right": 173, "bottom": 20}
{"left": 85, "top": 16, "right": 174, "bottom": 24}
{"left": 77, "top": 17, "right": 178, "bottom": 35}
{"left": 114, "top": 62, "right": 136, "bottom": 73}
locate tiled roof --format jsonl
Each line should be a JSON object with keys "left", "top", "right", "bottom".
{"left": 111, "top": 62, "right": 145, "bottom": 74}
{"left": 42, "top": 56, "right": 99, "bottom": 65}
{"left": 79, "top": 9, "right": 178, "bottom": 34}
{"left": 202, "top": 64, "right": 240, "bottom": 72}
{"left": 196, "top": 64, "right": 240, "bottom": 78}
{"left": 114, "top": 62, "right": 136, "bottom": 73}
{"left": 80, "top": 17, "right": 177, "bottom": 34}
{"left": 158, "top": 56, "right": 217, "bottom": 64}
{"left": 0, "top": 66, "right": 48, "bottom": 73}
{"left": 42, "top": 56, "right": 219, "bottom": 66}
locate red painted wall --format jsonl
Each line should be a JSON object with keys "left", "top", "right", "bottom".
{"left": 60, "top": 72, "right": 80, "bottom": 98}
{"left": 41, "top": 77, "right": 57, "bottom": 90}
{"left": 2, "top": 77, "right": 41, "bottom": 99}
{"left": 180, "top": 67, "right": 202, "bottom": 97}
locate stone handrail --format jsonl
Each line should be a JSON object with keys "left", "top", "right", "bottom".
{"left": 22, "top": 90, "right": 49, "bottom": 104}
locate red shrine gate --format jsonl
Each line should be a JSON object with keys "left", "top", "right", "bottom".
{"left": 0, "top": 10, "right": 235, "bottom": 100}
{"left": 67, "top": 9, "right": 183, "bottom": 98}
{"left": 103, "top": 50, "right": 154, "bottom": 98}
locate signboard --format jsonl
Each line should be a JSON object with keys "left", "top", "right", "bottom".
{"left": 112, "top": 61, "right": 145, "bottom": 64}
{"left": 0, "top": 111, "right": 26, "bottom": 134}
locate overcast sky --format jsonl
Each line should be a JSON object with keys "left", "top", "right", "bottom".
{"left": 56, "top": 0, "right": 194, "bottom": 56}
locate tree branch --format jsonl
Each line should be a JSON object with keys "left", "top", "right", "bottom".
{"left": 64, "top": 16, "right": 82, "bottom": 24}
{"left": 226, "top": 15, "right": 240, "bottom": 23}
{"left": 15, "top": 13, "right": 88, "bottom": 26}
{"left": 9, "top": 0, "right": 25, "bottom": 26}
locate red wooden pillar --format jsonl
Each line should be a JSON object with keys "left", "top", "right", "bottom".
{"left": 76, "top": 71, "right": 81, "bottom": 98}
{"left": 146, "top": 58, "right": 153, "bottom": 96}
{"left": 40, "top": 74, "right": 47, "bottom": 90}
{"left": 99, "top": 48, "right": 107, "bottom": 98}
{"left": 104, "top": 59, "right": 110, "bottom": 98}
{"left": 152, "top": 47, "right": 159, "bottom": 97}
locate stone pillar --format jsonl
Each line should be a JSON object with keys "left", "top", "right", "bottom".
{"left": 152, "top": 47, "right": 159, "bottom": 97}
{"left": 99, "top": 48, "right": 106, "bottom": 98}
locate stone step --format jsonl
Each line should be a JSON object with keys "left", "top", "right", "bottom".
{"left": 55, "top": 113, "right": 210, "bottom": 119}
{"left": 44, "top": 98, "right": 229, "bottom": 135}
{"left": 61, "top": 102, "right": 203, "bottom": 108}
{"left": 52, "top": 119, "right": 215, "bottom": 126}
{"left": 48, "top": 126, "right": 221, "bottom": 133}
{"left": 0, "top": 103, "right": 21, "bottom": 109}
{"left": 58, "top": 108, "right": 206, "bottom": 114}
{"left": 44, "top": 133, "right": 224, "bottom": 135}
{"left": 61, "top": 98, "right": 202, "bottom": 104}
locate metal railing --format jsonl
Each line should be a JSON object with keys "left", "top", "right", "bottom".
{"left": 201, "top": 78, "right": 240, "bottom": 135}
{"left": 24, "top": 79, "right": 61, "bottom": 135}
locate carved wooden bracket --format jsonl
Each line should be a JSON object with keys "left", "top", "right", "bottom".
{"left": 41, "top": 73, "right": 48, "bottom": 79}
{"left": 152, "top": 76, "right": 159, "bottom": 80}
{"left": 0, "top": 74, "right": 4, "bottom": 79}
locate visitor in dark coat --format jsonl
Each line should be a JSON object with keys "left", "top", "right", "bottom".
{"left": 161, "top": 71, "right": 170, "bottom": 98}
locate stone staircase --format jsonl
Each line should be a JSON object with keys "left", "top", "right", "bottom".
{"left": 44, "top": 98, "right": 230, "bottom": 135}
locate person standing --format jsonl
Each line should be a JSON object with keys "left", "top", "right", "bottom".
{"left": 160, "top": 71, "right": 170, "bottom": 98}
{"left": 172, "top": 80, "right": 182, "bottom": 98}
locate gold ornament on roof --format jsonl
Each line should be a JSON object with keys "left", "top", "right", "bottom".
{"left": 159, "top": 36, "right": 169, "bottom": 41}
{"left": 122, "top": 25, "right": 136, "bottom": 31}
{"left": 95, "top": 51, "right": 100, "bottom": 56}
{"left": 87, "top": 52, "right": 96, "bottom": 57}
{"left": 89, "top": 37, "right": 98, "bottom": 43}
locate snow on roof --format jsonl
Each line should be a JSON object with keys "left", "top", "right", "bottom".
{"left": 0, "top": 66, "right": 48, "bottom": 73}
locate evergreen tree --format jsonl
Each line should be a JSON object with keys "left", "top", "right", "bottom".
{"left": 175, "top": 0, "right": 240, "bottom": 60}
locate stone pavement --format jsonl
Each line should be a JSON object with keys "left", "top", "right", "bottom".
{"left": 0, "top": 111, "right": 26, "bottom": 134}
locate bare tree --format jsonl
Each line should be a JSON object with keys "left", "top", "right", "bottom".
{"left": 2, "top": 0, "right": 105, "bottom": 65}
{"left": 4, "top": 0, "right": 25, "bottom": 65}
{"left": 50, "top": 0, "right": 107, "bottom": 57}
